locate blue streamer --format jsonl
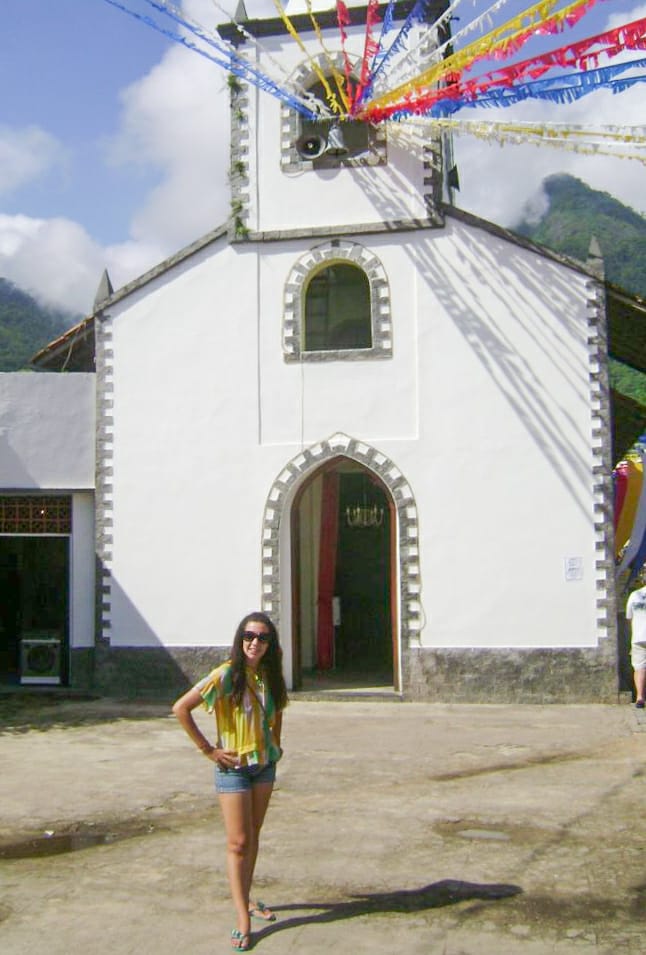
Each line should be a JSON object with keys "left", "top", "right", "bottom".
{"left": 366, "top": 0, "right": 437, "bottom": 94}
{"left": 357, "top": 0, "right": 398, "bottom": 104}
{"left": 405, "top": 57, "right": 646, "bottom": 118}
{"left": 101, "top": 0, "right": 317, "bottom": 118}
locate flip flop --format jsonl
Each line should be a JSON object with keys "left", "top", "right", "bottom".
{"left": 231, "top": 929, "right": 251, "bottom": 951}
{"left": 249, "top": 900, "right": 276, "bottom": 922}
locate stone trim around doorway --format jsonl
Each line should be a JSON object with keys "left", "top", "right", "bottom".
{"left": 261, "top": 432, "right": 421, "bottom": 649}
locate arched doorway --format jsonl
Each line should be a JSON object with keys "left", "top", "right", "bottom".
{"left": 290, "top": 456, "right": 398, "bottom": 690}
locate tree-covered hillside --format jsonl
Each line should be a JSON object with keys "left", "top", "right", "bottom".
{"left": 0, "top": 279, "right": 78, "bottom": 372}
{"left": 514, "top": 174, "right": 646, "bottom": 422}
{"left": 515, "top": 174, "right": 646, "bottom": 298}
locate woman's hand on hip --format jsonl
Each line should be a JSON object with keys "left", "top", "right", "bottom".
{"left": 212, "top": 748, "right": 239, "bottom": 768}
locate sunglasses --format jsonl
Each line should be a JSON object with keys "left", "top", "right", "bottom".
{"left": 242, "top": 631, "right": 271, "bottom": 644}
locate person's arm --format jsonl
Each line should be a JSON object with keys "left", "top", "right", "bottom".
{"left": 273, "top": 709, "right": 283, "bottom": 749}
{"left": 171, "top": 686, "right": 238, "bottom": 766}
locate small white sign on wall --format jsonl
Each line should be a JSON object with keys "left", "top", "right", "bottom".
{"left": 564, "top": 557, "right": 584, "bottom": 581}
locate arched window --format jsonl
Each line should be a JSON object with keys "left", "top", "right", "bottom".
{"left": 282, "top": 240, "right": 392, "bottom": 363}
{"left": 298, "top": 79, "right": 372, "bottom": 168}
{"left": 304, "top": 263, "right": 372, "bottom": 352}
{"left": 281, "top": 54, "right": 387, "bottom": 172}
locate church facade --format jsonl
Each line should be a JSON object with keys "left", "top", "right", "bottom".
{"left": 0, "top": 1, "right": 619, "bottom": 701}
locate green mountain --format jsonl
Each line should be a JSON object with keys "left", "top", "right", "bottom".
{"left": 514, "top": 173, "right": 646, "bottom": 298}
{"left": 0, "top": 278, "right": 78, "bottom": 372}
{"left": 514, "top": 174, "right": 646, "bottom": 422}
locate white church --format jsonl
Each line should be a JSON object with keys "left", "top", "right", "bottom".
{"left": 0, "top": 0, "right": 627, "bottom": 701}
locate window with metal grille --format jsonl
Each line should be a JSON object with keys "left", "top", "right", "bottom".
{"left": 0, "top": 497, "right": 72, "bottom": 534}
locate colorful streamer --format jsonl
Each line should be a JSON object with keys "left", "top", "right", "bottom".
{"left": 614, "top": 438, "right": 646, "bottom": 584}
{"left": 355, "top": 0, "right": 382, "bottom": 105}
{"left": 392, "top": 117, "right": 646, "bottom": 164}
{"left": 358, "top": 12, "right": 646, "bottom": 122}
{"left": 305, "top": 0, "right": 351, "bottom": 113}
{"left": 358, "top": 0, "right": 608, "bottom": 117}
{"left": 100, "top": 0, "right": 645, "bottom": 160}
{"left": 335, "top": 0, "right": 357, "bottom": 108}
{"left": 615, "top": 455, "right": 644, "bottom": 560}
{"left": 376, "top": 56, "right": 646, "bottom": 122}
{"left": 618, "top": 447, "right": 646, "bottom": 577}
{"left": 271, "top": 0, "right": 344, "bottom": 114}
{"left": 101, "top": 0, "right": 320, "bottom": 117}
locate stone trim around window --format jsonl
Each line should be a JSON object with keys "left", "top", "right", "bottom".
{"left": 281, "top": 53, "right": 387, "bottom": 172}
{"left": 283, "top": 239, "right": 392, "bottom": 362}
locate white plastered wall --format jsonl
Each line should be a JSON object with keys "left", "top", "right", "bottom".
{"left": 247, "top": 26, "right": 430, "bottom": 234}
{"left": 104, "top": 213, "right": 600, "bottom": 660}
{"left": 70, "top": 493, "right": 95, "bottom": 650}
{"left": 0, "top": 373, "right": 95, "bottom": 489}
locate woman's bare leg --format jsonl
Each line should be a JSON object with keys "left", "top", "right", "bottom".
{"left": 246, "top": 781, "right": 274, "bottom": 905}
{"left": 219, "top": 791, "right": 253, "bottom": 939}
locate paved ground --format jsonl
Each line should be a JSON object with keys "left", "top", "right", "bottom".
{"left": 1, "top": 693, "right": 645, "bottom": 955}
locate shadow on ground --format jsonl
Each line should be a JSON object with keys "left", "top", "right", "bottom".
{"left": 0, "top": 695, "right": 170, "bottom": 734}
{"left": 253, "top": 880, "right": 522, "bottom": 941}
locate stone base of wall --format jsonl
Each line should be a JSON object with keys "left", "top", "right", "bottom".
{"left": 72, "top": 641, "right": 621, "bottom": 703}
{"left": 92, "top": 643, "right": 229, "bottom": 699}
{"left": 69, "top": 648, "right": 95, "bottom": 690}
{"left": 402, "top": 642, "right": 619, "bottom": 704}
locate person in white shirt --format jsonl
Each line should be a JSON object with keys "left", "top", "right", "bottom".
{"left": 625, "top": 579, "right": 646, "bottom": 708}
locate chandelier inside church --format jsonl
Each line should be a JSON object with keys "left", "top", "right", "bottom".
{"left": 345, "top": 500, "right": 384, "bottom": 529}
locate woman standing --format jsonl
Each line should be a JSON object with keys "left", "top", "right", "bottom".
{"left": 172, "top": 611, "right": 288, "bottom": 952}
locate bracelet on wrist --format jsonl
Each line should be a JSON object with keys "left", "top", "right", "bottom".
{"left": 199, "top": 743, "right": 214, "bottom": 755}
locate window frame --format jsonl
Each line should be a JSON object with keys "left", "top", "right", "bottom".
{"left": 282, "top": 240, "right": 392, "bottom": 363}
{"left": 303, "top": 260, "right": 373, "bottom": 353}
{"left": 281, "top": 54, "right": 387, "bottom": 173}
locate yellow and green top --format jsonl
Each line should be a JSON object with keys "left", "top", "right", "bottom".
{"left": 196, "top": 661, "right": 282, "bottom": 767}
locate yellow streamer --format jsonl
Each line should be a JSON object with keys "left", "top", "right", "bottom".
{"left": 305, "top": 0, "right": 350, "bottom": 114}
{"left": 616, "top": 457, "right": 644, "bottom": 558}
{"left": 360, "top": 0, "right": 598, "bottom": 115}
{"left": 391, "top": 117, "right": 646, "bottom": 163}
{"left": 271, "top": 0, "right": 343, "bottom": 116}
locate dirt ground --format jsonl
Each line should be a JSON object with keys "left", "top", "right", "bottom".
{"left": 1, "top": 694, "right": 645, "bottom": 954}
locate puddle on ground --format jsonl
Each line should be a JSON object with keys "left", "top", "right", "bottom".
{"left": 457, "top": 828, "right": 511, "bottom": 841}
{"left": 435, "top": 819, "right": 549, "bottom": 845}
{"left": 0, "top": 824, "right": 158, "bottom": 860}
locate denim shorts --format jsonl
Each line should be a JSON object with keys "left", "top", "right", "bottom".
{"left": 215, "top": 761, "right": 277, "bottom": 794}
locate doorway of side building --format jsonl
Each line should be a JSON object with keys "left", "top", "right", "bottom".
{"left": 0, "top": 496, "right": 71, "bottom": 687}
{"left": 290, "top": 457, "right": 398, "bottom": 691}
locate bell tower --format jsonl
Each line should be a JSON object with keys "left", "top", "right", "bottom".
{"left": 218, "top": 0, "right": 453, "bottom": 240}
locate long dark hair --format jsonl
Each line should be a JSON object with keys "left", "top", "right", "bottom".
{"left": 230, "top": 611, "right": 288, "bottom": 711}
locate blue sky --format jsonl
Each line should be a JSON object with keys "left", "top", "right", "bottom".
{"left": 1, "top": 0, "right": 645, "bottom": 313}
{"left": 2, "top": 1, "right": 179, "bottom": 239}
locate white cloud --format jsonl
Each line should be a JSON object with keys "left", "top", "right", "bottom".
{"left": 0, "top": 126, "right": 65, "bottom": 197}
{"left": 2, "top": 0, "right": 645, "bottom": 316}
{"left": 454, "top": 82, "right": 646, "bottom": 227}
{"left": 108, "top": 45, "right": 230, "bottom": 254}
{"left": 0, "top": 214, "right": 106, "bottom": 314}
{"left": 0, "top": 5, "right": 232, "bottom": 316}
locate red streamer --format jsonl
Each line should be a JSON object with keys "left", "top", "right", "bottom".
{"left": 336, "top": 0, "right": 356, "bottom": 108}
{"left": 354, "top": 0, "right": 382, "bottom": 107}
{"left": 362, "top": 15, "right": 646, "bottom": 122}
